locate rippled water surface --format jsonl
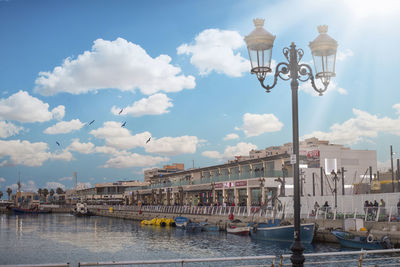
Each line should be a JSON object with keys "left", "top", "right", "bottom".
{"left": 0, "top": 213, "right": 386, "bottom": 266}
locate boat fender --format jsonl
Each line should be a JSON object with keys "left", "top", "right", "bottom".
{"left": 367, "top": 234, "right": 374, "bottom": 243}
{"left": 253, "top": 224, "right": 258, "bottom": 233}
{"left": 382, "top": 236, "right": 392, "bottom": 249}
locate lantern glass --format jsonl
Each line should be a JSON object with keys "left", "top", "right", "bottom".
{"left": 245, "top": 18, "right": 276, "bottom": 80}
{"left": 248, "top": 47, "right": 272, "bottom": 78}
{"left": 309, "top": 25, "right": 338, "bottom": 85}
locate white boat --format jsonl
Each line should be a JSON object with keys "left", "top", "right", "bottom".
{"left": 226, "top": 225, "right": 250, "bottom": 235}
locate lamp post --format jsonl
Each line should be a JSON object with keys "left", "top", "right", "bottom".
{"left": 245, "top": 19, "right": 337, "bottom": 267}
{"left": 331, "top": 169, "right": 341, "bottom": 209}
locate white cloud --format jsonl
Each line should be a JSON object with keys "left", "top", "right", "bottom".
{"left": 145, "top": 136, "right": 200, "bottom": 156}
{"left": 51, "top": 105, "right": 65, "bottom": 120}
{"left": 177, "top": 29, "right": 249, "bottom": 77}
{"left": 8, "top": 180, "right": 37, "bottom": 192}
{"left": 336, "top": 49, "right": 354, "bottom": 61}
{"left": 76, "top": 182, "right": 92, "bottom": 190}
{"left": 303, "top": 107, "right": 400, "bottom": 145}
{"left": 51, "top": 150, "right": 74, "bottom": 161}
{"left": 0, "top": 140, "right": 73, "bottom": 167}
{"left": 111, "top": 93, "right": 173, "bottom": 117}
{"left": 45, "top": 182, "right": 66, "bottom": 190}
{"left": 299, "top": 80, "right": 348, "bottom": 96}
{"left": 0, "top": 177, "right": 5, "bottom": 183}
{"left": 34, "top": 38, "right": 195, "bottom": 96}
{"left": 102, "top": 153, "right": 169, "bottom": 168}
{"left": 242, "top": 113, "right": 283, "bottom": 137}
{"left": 90, "top": 121, "right": 151, "bottom": 150}
{"left": 0, "top": 121, "right": 23, "bottom": 138}
{"left": 0, "top": 140, "right": 52, "bottom": 167}
{"left": 223, "top": 133, "right": 239, "bottom": 141}
{"left": 59, "top": 177, "right": 73, "bottom": 181}
{"left": 44, "top": 119, "right": 85, "bottom": 134}
{"left": 393, "top": 103, "right": 400, "bottom": 115}
{"left": 0, "top": 90, "right": 65, "bottom": 123}
{"left": 201, "top": 151, "right": 223, "bottom": 159}
{"left": 67, "top": 139, "right": 95, "bottom": 154}
{"left": 94, "top": 145, "right": 125, "bottom": 155}
{"left": 202, "top": 142, "right": 257, "bottom": 160}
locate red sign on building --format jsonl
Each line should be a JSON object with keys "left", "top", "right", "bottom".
{"left": 235, "top": 181, "right": 247, "bottom": 187}
{"left": 214, "top": 183, "right": 223, "bottom": 189}
{"left": 307, "top": 150, "right": 320, "bottom": 158}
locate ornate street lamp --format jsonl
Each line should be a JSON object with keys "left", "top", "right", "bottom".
{"left": 245, "top": 19, "right": 338, "bottom": 267}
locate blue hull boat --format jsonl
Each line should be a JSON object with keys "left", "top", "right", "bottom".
{"left": 12, "top": 207, "right": 51, "bottom": 214}
{"left": 199, "top": 222, "right": 219, "bottom": 231}
{"left": 331, "top": 230, "right": 391, "bottom": 250}
{"left": 174, "top": 216, "right": 189, "bottom": 228}
{"left": 185, "top": 222, "right": 202, "bottom": 233}
{"left": 250, "top": 223, "right": 315, "bottom": 244}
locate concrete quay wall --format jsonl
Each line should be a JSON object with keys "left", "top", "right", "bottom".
{"left": 90, "top": 208, "right": 400, "bottom": 247}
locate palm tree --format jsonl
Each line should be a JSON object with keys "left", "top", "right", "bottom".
{"left": 50, "top": 189, "right": 55, "bottom": 197}
{"left": 37, "top": 188, "right": 42, "bottom": 197}
{"left": 42, "top": 188, "right": 49, "bottom": 202}
{"left": 56, "top": 187, "right": 64, "bottom": 195}
{"left": 6, "top": 188, "right": 12, "bottom": 200}
{"left": 0, "top": 191, "right": 3, "bottom": 200}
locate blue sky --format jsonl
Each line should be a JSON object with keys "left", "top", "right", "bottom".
{"left": 0, "top": 0, "right": 400, "bottom": 193}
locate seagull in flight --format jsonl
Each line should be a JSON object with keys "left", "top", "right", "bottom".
{"left": 56, "top": 141, "right": 61, "bottom": 147}
{"left": 118, "top": 108, "right": 123, "bottom": 115}
{"left": 121, "top": 121, "right": 126, "bottom": 127}
{"left": 146, "top": 137, "right": 151, "bottom": 144}
{"left": 88, "top": 120, "right": 95, "bottom": 126}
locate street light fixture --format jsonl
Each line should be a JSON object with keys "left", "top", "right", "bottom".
{"left": 331, "top": 169, "right": 341, "bottom": 209}
{"left": 245, "top": 19, "right": 338, "bottom": 267}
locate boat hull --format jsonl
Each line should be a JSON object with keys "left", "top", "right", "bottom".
{"left": 174, "top": 216, "right": 189, "bottom": 228}
{"left": 227, "top": 226, "right": 250, "bottom": 235}
{"left": 12, "top": 207, "right": 51, "bottom": 214}
{"left": 331, "top": 230, "right": 384, "bottom": 250}
{"left": 250, "top": 223, "right": 315, "bottom": 244}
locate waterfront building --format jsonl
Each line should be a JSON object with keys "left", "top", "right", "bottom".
{"left": 74, "top": 137, "right": 380, "bottom": 209}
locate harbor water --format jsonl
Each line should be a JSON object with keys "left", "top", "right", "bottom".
{"left": 0, "top": 213, "right": 384, "bottom": 266}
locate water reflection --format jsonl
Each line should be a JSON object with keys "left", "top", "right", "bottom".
{"left": 0, "top": 213, "right": 343, "bottom": 266}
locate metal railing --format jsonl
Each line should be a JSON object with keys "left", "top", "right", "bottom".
{"left": 5, "top": 249, "right": 395, "bottom": 267}
{"left": 91, "top": 204, "right": 284, "bottom": 219}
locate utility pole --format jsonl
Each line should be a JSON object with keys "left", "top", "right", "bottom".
{"left": 391, "top": 145, "right": 395, "bottom": 192}
{"left": 320, "top": 167, "right": 324, "bottom": 196}
{"left": 341, "top": 167, "right": 345, "bottom": 195}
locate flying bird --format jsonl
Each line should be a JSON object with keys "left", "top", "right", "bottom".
{"left": 146, "top": 137, "right": 151, "bottom": 144}
{"left": 121, "top": 121, "right": 126, "bottom": 127}
{"left": 88, "top": 120, "right": 95, "bottom": 126}
{"left": 118, "top": 108, "right": 123, "bottom": 115}
{"left": 56, "top": 141, "right": 60, "bottom": 147}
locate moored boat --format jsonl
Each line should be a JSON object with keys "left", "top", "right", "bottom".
{"left": 199, "top": 222, "right": 219, "bottom": 232}
{"left": 331, "top": 230, "right": 391, "bottom": 250}
{"left": 250, "top": 222, "right": 315, "bottom": 243}
{"left": 174, "top": 216, "right": 189, "bottom": 228}
{"left": 12, "top": 207, "right": 51, "bottom": 214}
{"left": 71, "top": 203, "right": 94, "bottom": 217}
{"left": 227, "top": 225, "right": 251, "bottom": 235}
{"left": 184, "top": 222, "right": 202, "bottom": 233}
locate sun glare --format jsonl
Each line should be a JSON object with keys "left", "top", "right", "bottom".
{"left": 344, "top": 0, "right": 400, "bottom": 19}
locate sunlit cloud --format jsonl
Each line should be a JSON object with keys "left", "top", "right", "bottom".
{"left": 0, "top": 91, "right": 64, "bottom": 123}
{"left": 111, "top": 93, "right": 173, "bottom": 117}
{"left": 202, "top": 142, "right": 257, "bottom": 160}
{"left": 177, "top": 29, "right": 249, "bottom": 77}
{"left": 240, "top": 113, "right": 283, "bottom": 137}
{"left": 0, "top": 121, "right": 23, "bottom": 138}
{"left": 223, "top": 133, "right": 239, "bottom": 141}
{"left": 35, "top": 38, "right": 195, "bottom": 96}
{"left": 44, "top": 119, "right": 85, "bottom": 134}
{"left": 303, "top": 106, "right": 400, "bottom": 145}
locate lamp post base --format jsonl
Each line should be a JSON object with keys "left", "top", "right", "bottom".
{"left": 290, "top": 240, "right": 305, "bottom": 267}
